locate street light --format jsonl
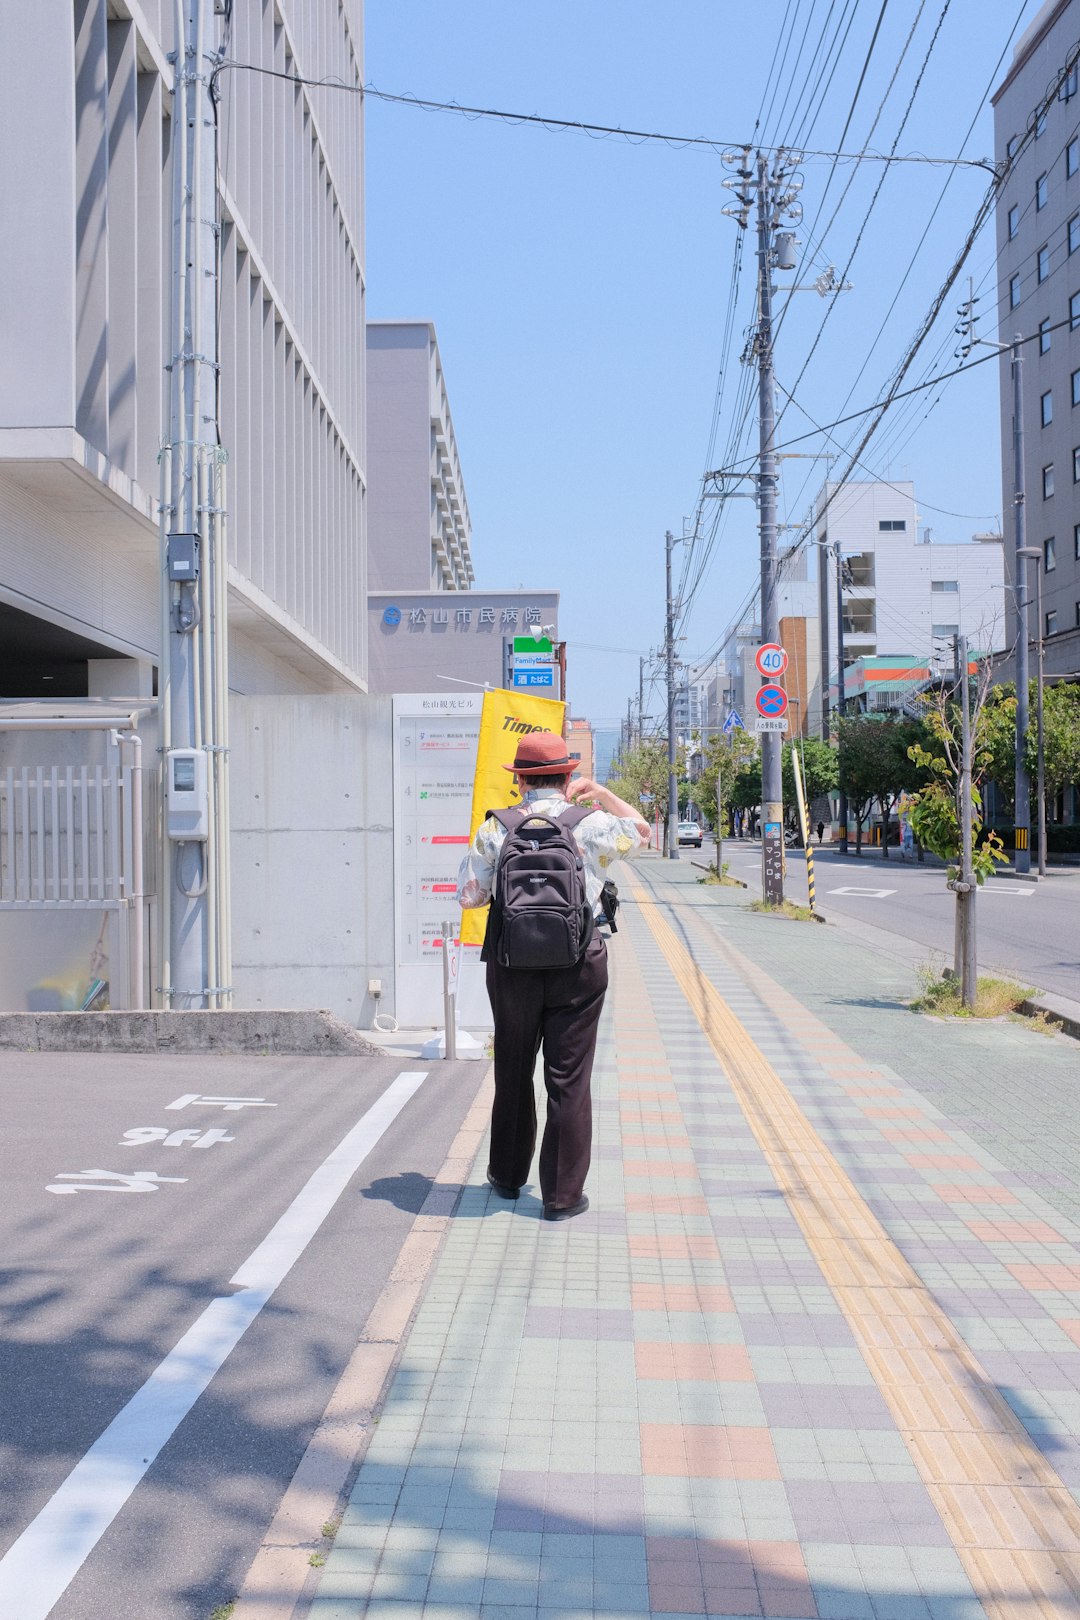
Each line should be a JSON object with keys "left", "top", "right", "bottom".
{"left": 1016, "top": 546, "right": 1046, "bottom": 877}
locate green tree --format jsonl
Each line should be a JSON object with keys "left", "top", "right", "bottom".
{"left": 782, "top": 737, "right": 839, "bottom": 841}
{"left": 607, "top": 737, "right": 687, "bottom": 840}
{"left": 697, "top": 729, "right": 758, "bottom": 828}
{"left": 836, "top": 716, "right": 929, "bottom": 857}
{"left": 906, "top": 664, "right": 1010, "bottom": 881}
{"left": 982, "top": 681, "right": 1080, "bottom": 825}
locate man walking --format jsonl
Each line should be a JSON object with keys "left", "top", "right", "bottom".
{"left": 457, "top": 732, "right": 649, "bottom": 1220}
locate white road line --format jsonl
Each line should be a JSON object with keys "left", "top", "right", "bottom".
{"left": 825, "top": 886, "right": 897, "bottom": 898}
{"left": 0, "top": 1069, "right": 429, "bottom": 1620}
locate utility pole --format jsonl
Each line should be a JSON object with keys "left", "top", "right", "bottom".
{"left": 753, "top": 153, "right": 798, "bottom": 902}
{"left": 638, "top": 654, "right": 647, "bottom": 746}
{"left": 721, "top": 149, "right": 804, "bottom": 895}
{"left": 162, "top": 0, "right": 231, "bottom": 1010}
{"left": 1011, "top": 337, "right": 1032, "bottom": 875}
{"left": 1017, "top": 546, "right": 1047, "bottom": 876}
{"left": 664, "top": 530, "right": 680, "bottom": 860}
{"left": 955, "top": 634, "right": 977, "bottom": 1009}
{"left": 834, "top": 542, "right": 849, "bottom": 855}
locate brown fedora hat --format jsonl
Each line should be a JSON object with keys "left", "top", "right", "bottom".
{"left": 502, "top": 731, "right": 573, "bottom": 775}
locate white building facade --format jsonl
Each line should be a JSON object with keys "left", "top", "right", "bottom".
{"left": 0, "top": 0, "right": 367, "bottom": 697}
{"left": 993, "top": 0, "right": 1080, "bottom": 681}
{"left": 0, "top": 2, "right": 385, "bottom": 1023}
{"left": 814, "top": 482, "right": 1006, "bottom": 727}
{"left": 367, "top": 322, "right": 474, "bottom": 593}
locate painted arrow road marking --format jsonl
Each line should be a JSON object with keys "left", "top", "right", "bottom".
{"left": 46, "top": 1169, "right": 188, "bottom": 1195}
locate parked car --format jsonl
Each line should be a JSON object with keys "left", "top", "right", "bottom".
{"left": 677, "top": 821, "right": 703, "bottom": 848}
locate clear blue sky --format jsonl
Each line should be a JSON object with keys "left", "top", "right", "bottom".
{"left": 365, "top": 0, "right": 1046, "bottom": 725}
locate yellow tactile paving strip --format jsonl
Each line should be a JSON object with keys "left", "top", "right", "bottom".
{"left": 629, "top": 875, "right": 1080, "bottom": 1620}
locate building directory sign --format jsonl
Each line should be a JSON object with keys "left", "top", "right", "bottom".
{"left": 392, "top": 694, "right": 490, "bottom": 1027}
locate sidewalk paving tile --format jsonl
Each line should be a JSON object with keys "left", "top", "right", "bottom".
{"left": 308, "top": 860, "right": 1080, "bottom": 1619}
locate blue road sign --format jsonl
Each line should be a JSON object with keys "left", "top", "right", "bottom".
{"left": 755, "top": 684, "right": 788, "bottom": 718}
{"left": 512, "top": 667, "right": 555, "bottom": 689}
{"left": 722, "top": 710, "right": 743, "bottom": 734}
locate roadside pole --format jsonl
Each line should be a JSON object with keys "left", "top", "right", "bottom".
{"left": 1012, "top": 337, "right": 1032, "bottom": 874}
{"left": 834, "top": 543, "right": 849, "bottom": 854}
{"left": 162, "top": 0, "right": 230, "bottom": 1010}
{"left": 755, "top": 155, "right": 784, "bottom": 905}
{"left": 665, "top": 530, "right": 680, "bottom": 860}
{"left": 791, "top": 739, "right": 816, "bottom": 914}
{"left": 956, "top": 635, "right": 977, "bottom": 1009}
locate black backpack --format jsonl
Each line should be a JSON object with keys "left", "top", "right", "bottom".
{"left": 483, "top": 805, "right": 594, "bottom": 969}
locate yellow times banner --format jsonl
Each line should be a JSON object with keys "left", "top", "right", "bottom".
{"left": 460, "top": 687, "right": 567, "bottom": 947}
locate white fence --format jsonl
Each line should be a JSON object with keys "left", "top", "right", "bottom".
{"left": 1, "top": 764, "right": 132, "bottom": 904}
{"left": 0, "top": 741, "right": 149, "bottom": 1008}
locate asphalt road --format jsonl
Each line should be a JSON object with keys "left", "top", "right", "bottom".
{"left": 0, "top": 1051, "right": 484, "bottom": 1620}
{"left": 695, "top": 839, "right": 1080, "bottom": 1001}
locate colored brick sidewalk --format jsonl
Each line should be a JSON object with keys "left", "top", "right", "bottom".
{"left": 305, "top": 858, "right": 1080, "bottom": 1620}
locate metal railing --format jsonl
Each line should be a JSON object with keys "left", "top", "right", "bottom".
{"left": 1, "top": 764, "right": 129, "bottom": 905}
{"left": 0, "top": 713, "right": 151, "bottom": 1008}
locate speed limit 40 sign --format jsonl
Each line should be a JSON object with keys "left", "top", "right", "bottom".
{"left": 755, "top": 642, "right": 789, "bottom": 678}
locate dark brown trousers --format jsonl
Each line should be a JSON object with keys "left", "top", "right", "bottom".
{"left": 485, "top": 933, "right": 608, "bottom": 1209}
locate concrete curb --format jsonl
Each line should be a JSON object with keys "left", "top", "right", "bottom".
{"left": 1019, "top": 995, "right": 1080, "bottom": 1041}
{"left": 690, "top": 859, "right": 748, "bottom": 889}
{"left": 0, "top": 1009, "right": 384, "bottom": 1056}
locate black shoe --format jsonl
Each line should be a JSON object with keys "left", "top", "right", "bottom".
{"left": 486, "top": 1170, "right": 520, "bottom": 1199}
{"left": 543, "top": 1195, "right": 589, "bottom": 1222}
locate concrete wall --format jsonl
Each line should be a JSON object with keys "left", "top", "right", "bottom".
{"left": 229, "top": 693, "right": 395, "bottom": 1029}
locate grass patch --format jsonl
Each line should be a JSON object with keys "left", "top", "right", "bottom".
{"left": 748, "top": 899, "right": 818, "bottom": 922}
{"left": 697, "top": 862, "right": 744, "bottom": 888}
{"left": 210, "top": 1606, "right": 235, "bottom": 1620}
{"left": 911, "top": 967, "right": 1056, "bottom": 1028}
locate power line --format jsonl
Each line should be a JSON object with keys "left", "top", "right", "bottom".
{"left": 212, "top": 61, "right": 996, "bottom": 171}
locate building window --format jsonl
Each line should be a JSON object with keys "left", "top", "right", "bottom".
{"left": 1075, "top": 521, "right": 1080, "bottom": 558}
{"left": 1073, "top": 370, "right": 1080, "bottom": 406}
{"left": 843, "top": 600, "right": 876, "bottom": 637}
{"left": 878, "top": 519, "right": 906, "bottom": 531}
{"left": 1076, "top": 601, "right": 1080, "bottom": 627}
{"left": 1045, "top": 536, "right": 1056, "bottom": 570}
{"left": 1042, "top": 389, "right": 1054, "bottom": 425}
{"left": 1010, "top": 273, "right": 1021, "bottom": 308}
{"left": 1045, "top": 609, "right": 1058, "bottom": 635}
{"left": 1074, "top": 447, "right": 1080, "bottom": 481}
{"left": 1064, "top": 66, "right": 1080, "bottom": 103}
{"left": 844, "top": 551, "right": 875, "bottom": 586}
{"left": 1071, "top": 216, "right": 1080, "bottom": 253}
{"left": 1007, "top": 204, "right": 1019, "bottom": 240}
{"left": 931, "top": 580, "right": 959, "bottom": 592}
{"left": 1007, "top": 134, "right": 1020, "bottom": 159}
{"left": 932, "top": 623, "right": 959, "bottom": 638}
{"left": 1037, "top": 171, "right": 1048, "bottom": 208}
{"left": 1070, "top": 138, "right": 1080, "bottom": 176}
{"left": 1038, "top": 244, "right": 1051, "bottom": 281}
{"left": 1040, "top": 318, "right": 1052, "bottom": 352}
{"left": 1044, "top": 464, "right": 1055, "bottom": 498}
{"left": 1036, "top": 109, "right": 1048, "bottom": 138}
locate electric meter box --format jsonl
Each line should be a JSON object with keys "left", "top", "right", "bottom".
{"left": 166, "top": 748, "right": 209, "bottom": 841}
